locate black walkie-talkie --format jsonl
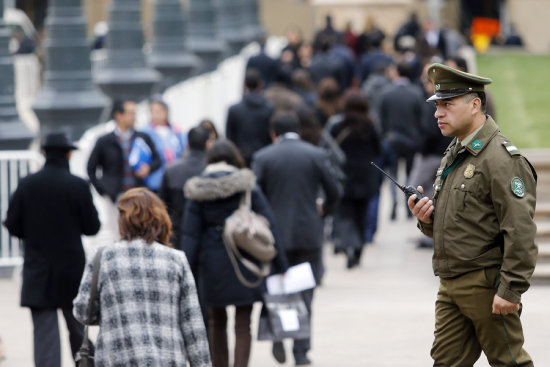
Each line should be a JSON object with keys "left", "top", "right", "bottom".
{"left": 371, "top": 162, "right": 434, "bottom": 220}
{"left": 371, "top": 162, "right": 424, "bottom": 203}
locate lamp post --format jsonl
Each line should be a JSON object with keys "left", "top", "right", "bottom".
{"left": 187, "top": 0, "right": 228, "bottom": 74}
{"left": 94, "top": 0, "right": 160, "bottom": 101}
{"left": 216, "top": 0, "right": 248, "bottom": 55}
{"left": 149, "top": 0, "right": 199, "bottom": 92}
{"left": 0, "top": 0, "right": 34, "bottom": 149}
{"left": 32, "top": 0, "right": 108, "bottom": 142}
{"left": 241, "top": 0, "right": 264, "bottom": 43}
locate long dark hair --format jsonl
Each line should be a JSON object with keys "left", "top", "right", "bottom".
{"left": 297, "top": 106, "right": 322, "bottom": 145}
{"left": 206, "top": 139, "right": 245, "bottom": 169}
{"left": 340, "top": 92, "right": 374, "bottom": 141}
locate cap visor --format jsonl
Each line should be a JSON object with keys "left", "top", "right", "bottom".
{"left": 426, "top": 91, "right": 470, "bottom": 102}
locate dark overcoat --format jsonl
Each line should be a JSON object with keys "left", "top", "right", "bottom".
{"left": 225, "top": 93, "right": 274, "bottom": 166}
{"left": 252, "top": 137, "right": 342, "bottom": 252}
{"left": 3, "top": 157, "right": 100, "bottom": 308}
{"left": 181, "top": 163, "right": 288, "bottom": 308}
{"left": 159, "top": 149, "right": 206, "bottom": 245}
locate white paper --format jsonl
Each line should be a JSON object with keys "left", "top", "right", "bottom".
{"left": 278, "top": 309, "right": 300, "bottom": 331}
{"left": 266, "top": 262, "right": 316, "bottom": 295}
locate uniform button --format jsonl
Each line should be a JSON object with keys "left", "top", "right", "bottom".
{"left": 461, "top": 184, "right": 465, "bottom": 189}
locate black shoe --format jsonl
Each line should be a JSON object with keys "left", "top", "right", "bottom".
{"left": 416, "top": 239, "right": 434, "bottom": 249}
{"left": 272, "top": 341, "right": 286, "bottom": 364}
{"left": 390, "top": 203, "right": 397, "bottom": 221}
{"left": 346, "top": 249, "right": 359, "bottom": 269}
{"left": 294, "top": 353, "right": 312, "bottom": 366}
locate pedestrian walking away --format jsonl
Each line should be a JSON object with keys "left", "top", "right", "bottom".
{"left": 182, "top": 140, "right": 289, "bottom": 367}
{"left": 73, "top": 188, "right": 211, "bottom": 367}
{"left": 253, "top": 113, "right": 342, "bottom": 365}
{"left": 159, "top": 125, "right": 211, "bottom": 246}
{"left": 3, "top": 132, "right": 101, "bottom": 367}
{"left": 408, "top": 63, "right": 537, "bottom": 366}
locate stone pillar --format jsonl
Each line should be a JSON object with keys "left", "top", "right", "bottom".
{"left": 149, "top": 0, "right": 199, "bottom": 92}
{"left": 241, "top": 0, "right": 264, "bottom": 42}
{"left": 187, "top": 0, "right": 228, "bottom": 74}
{"left": 32, "top": 0, "right": 108, "bottom": 142}
{"left": 216, "top": 0, "right": 248, "bottom": 55}
{"left": 94, "top": 0, "right": 160, "bottom": 101}
{"left": 0, "top": 0, "right": 34, "bottom": 149}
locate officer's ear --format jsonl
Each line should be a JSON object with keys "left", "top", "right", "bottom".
{"left": 467, "top": 94, "right": 482, "bottom": 116}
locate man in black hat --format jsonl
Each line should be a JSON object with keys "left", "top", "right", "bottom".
{"left": 408, "top": 64, "right": 536, "bottom": 366}
{"left": 3, "top": 132, "right": 101, "bottom": 367}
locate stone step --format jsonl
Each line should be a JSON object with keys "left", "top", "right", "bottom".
{"left": 536, "top": 242, "right": 550, "bottom": 263}
{"left": 535, "top": 202, "right": 550, "bottom": 219}
{"left": 531, "top": 263, "right": 550, "bottom": 284}
{"left": 536, "top": 221, "right": 550, "bottom": 242}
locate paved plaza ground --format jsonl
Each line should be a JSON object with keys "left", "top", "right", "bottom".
{"left": 1, "top": 183, "right": 549, "bottom": 366}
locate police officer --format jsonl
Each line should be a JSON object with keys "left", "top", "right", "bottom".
{"left": 408, "top": 64, "right": 537, "bottom": 366}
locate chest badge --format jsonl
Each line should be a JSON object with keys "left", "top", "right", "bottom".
{"left": 472, "top": 140, "right": 483, "bottom": 150}
{"left": 511, "top": 177, "right": 525, "bottom": 198}
{"left": 464, "top": 163, "right": 475, "bottom": 178}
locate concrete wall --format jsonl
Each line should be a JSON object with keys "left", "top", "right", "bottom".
{"left": 507, "top": 0, "right": 550, "bottom": 53}
{"left": 259, "top": 0, "right": 315, "bottom": 41}
{"left": 81, "top": 0, "right": 550, "bottom": 54}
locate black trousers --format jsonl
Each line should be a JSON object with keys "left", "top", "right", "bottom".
{"left": 30, "top": 307, "right": 85, "bottom": 367}
{"left": 285, "top": 249, "right": 321, "bottom": 358}
{"left": 332, "top": 197, "right": 369, "bottom": 255}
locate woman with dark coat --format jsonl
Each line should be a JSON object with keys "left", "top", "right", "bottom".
{"left": 181, "top": 140, "right": 288, "bottom": 367}
{"left": 330, "top": 92, "right": 382, "bottom": 269}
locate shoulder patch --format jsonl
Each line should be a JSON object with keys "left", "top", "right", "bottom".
{"left": 501, "top": 140, "right": 521, "bottom": 156}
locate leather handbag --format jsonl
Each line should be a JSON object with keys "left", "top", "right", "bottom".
{"left": 257, "top": 292, "right": 311, "bottom": 341}
{"left": 75, "top": 247, "right": 104, "bottom": 367}
{"left": 223, "top": 190, "right": 277, "bottom": 288}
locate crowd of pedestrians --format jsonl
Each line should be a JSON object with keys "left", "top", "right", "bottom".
{"left": 2, "top": 13, "right": 503, "bottom": 367}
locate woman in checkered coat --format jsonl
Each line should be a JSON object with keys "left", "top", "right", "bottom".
{"left": 73, "top": 188, "right": 211, "bottom": 367}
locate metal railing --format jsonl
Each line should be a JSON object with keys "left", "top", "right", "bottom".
{"left": 0, "top": 151, "right": 43, "bottom": 268}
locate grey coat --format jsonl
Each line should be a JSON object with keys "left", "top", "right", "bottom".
{"left": 73, "top": 240, "right": 211, "bottom": 367}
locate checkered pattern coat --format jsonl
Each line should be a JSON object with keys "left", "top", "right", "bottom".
{"left": 73, "top": 239, "right": 211, "bottom": 367}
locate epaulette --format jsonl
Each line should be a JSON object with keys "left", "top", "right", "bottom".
{"left": 500, "top": 139, "right": 521, "bottom": 156}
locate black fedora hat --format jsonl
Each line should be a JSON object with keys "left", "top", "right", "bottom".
{"left": 41, "top": 132, "right": 78, "bottom": 151}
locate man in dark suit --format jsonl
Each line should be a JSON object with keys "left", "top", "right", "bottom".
{"left": 87, "top": 100, "right": 161, "bottom": 202}
{"left": 3, "top": 132, "right": 101, "bottom": 367}
{"left": 159, "top": 125, "right": 210, "bottom": 246}
{"left": 226, "top": 69, "right": 274, "bottom": 167}
{"left": 87, "top": 100, "right": 161, "bottom": 239}
{"left": 379, "top": 61, "right": 424, "bottom": 220}
{"left": 253, "top": 113, "right": 341, "bottom": 366}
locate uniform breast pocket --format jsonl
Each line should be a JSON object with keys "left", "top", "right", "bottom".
{"left": 452, "top": 176, "right": 482, "bottom": 211}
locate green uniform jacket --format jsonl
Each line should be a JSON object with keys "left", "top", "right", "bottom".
{"left": 418, "top": 116, "right": 537, "bottom": 304}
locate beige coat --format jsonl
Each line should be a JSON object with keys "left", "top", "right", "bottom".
{"left": 419, "top": 116, "right": 538, "bottom": 304}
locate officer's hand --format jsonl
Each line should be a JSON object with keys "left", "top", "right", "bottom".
{"left": 407, "top": 186, "right": 434, "bottom": 224}
{"left": 492, "top": 295, "right": 520, "bottom": 315}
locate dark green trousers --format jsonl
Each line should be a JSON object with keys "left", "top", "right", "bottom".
{"left": 432, "top": 267, "right": 533, "bottom": 367}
